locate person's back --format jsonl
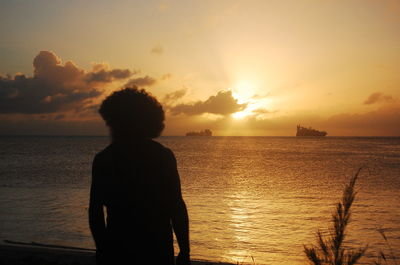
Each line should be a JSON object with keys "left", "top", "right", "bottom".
{"left": 89, "top": 87, "right": 190, "bottom": 265}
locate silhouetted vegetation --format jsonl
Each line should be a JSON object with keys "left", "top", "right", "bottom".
{"left": 304, "top": 168, "right": 367, "bottom": 265}
{"left": 374, "top": 228, "right": 398, "bottom": 265}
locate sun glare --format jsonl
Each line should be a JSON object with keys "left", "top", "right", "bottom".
{"left": 231, "top": 80, "right": 258, "bottom": 119}
{"left": 232, "top": 110, "right": 251, "bottom": 119}
{"left": 232, "top": 81, "right": 255, "bottom": 104}
{"left": 231, "top": 79, "right": 271, "bottom": 120}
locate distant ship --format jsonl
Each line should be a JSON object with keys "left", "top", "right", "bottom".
{"left": 186, "top": 129, "right": 212, "bottom": 136}
{"left": 296, "top": 125, "right": 327, "bottom": 137}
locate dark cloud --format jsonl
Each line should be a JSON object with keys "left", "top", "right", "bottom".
{"left": 124, "top": 76, "right": 157, "bottom": 87}
{"left": 163, "top": 88, "right": 187, "bottom": 103}
{"left": 0, "top": 115, "right": 107, "bottom": 136}
{"left": 169, "top": 90, "right": 246, "bottom": 116}
{"left": 151, "top": 44, "right": 163, "bottom": 55}
{"left": 364, "top": 92, "right": 395, "bottom": 105}
{"left": 165, "top": 93, "right": 400, "bottom": 136}
{"left": 2, "top": 104, "right": 399, "bottom": 136}
{"left": 54, "top": 114, "right": 65, "bottom": 120}
{"left": 0, "top": 51, "right": 133, "bottom": 114}
{"left": 228, "top": 105, "right": 400, "bottom": 136}
{"left": 323, "top": 105, "right": 400, "bottom": 135}
{"left": 86, "top": 69, "right": 132, "bottom": 83}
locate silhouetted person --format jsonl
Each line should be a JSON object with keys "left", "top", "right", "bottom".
{"left": 89, "top": 87, "right": 190, "bottom": 265}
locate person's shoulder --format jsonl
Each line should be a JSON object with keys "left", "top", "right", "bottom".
{"left": 146, "top": 139, "right": 175, "bottom": 158}
{"left": 93, "top": 144, "right": 113, "bottom": 164}
{"left": 146, "top": 139, "right": 168, "bottom": 151}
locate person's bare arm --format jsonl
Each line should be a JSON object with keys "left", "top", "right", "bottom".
{"left": 172, "top": 198, "right": 190, "bottom": 264}
{"left": 166, "top": 149, "right": 190, "bottom": 264}
{"left": 88, "top": 155, "right": 107, "bottom": 252}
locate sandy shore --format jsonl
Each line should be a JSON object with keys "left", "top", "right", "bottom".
{"left": 0, "top": 241, "right": 233, "bottom": 265}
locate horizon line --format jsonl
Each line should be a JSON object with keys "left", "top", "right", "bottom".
{"left": 0, "top": 134, "right": 399, "bottom": 138}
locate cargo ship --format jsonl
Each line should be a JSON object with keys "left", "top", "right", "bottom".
{"left": 186, "top": 129, "right": 212, "bottom": 136}
{"left": 296, "top": 125, "right": 327, "bottom": 136}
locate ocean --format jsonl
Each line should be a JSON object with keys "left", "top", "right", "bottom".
{"left": 0, "top": 136, "right": 399, "bottom": 264}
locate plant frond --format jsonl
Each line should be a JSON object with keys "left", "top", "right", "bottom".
{"left": 317, "top": 230, "right": 330, "bottom": 260}
{"left": 346, "top": 247, "right": 367, "bottom": 265}
{"left": 304, "top": 168, "right": 366, "bottom": 265}
{"left": 304, "top": 245, "right": 323, "bottom": 265}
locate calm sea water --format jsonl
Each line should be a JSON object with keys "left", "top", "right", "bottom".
{"left": 0, "top": 136, "right": 399, "bottom": 264}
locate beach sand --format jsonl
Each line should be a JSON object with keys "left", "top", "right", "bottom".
{"left": 0, "top": 242, "right": 233, "bottom": 265}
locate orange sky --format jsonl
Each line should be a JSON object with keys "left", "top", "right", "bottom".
{"left": 0, "top": 0, "right": 399, "bottom": 136}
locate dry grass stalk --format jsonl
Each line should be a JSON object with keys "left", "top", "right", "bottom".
{"left": 304, "top": 168, "right": 367, "bottom": 265}
{"left": 374, "top": 228, "right": 398, "bottom": 265}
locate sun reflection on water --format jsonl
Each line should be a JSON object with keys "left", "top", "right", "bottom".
{"left": 1, "top": 137, "right": 400, "bottom": 265}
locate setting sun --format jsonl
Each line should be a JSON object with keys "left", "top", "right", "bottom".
{"left": 231, "top": 109, "right": 251, "bottom": 119}
{"left": 231, "top": 80, "right": 259, "bottom": 119}
{"left": 232, "top": 80, "right": 257, "bottom": 104}
{"left": 231, "top": 80, "right": 272, "bottom": 121}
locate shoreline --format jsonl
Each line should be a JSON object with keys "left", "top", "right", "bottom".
{"left": 0, "top": 241, "right": 234, "bottom": 265}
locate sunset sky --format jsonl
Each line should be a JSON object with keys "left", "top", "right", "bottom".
{"left": 1, "top": 0, "right": 399, "bottom": 136}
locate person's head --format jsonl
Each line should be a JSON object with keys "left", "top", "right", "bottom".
{"left": 99, "top": 87, "right": 165, "bottom": 141}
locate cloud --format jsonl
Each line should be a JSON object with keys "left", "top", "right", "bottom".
{"left": 364, "top": 92, "right": 395, "bottom": 105}
{"left": 54, "top": 114, "right": 65, "bottom": 120}
{"left": 234, "top": 105, "right": 400, "bottom": 136}
{"left": 163, "top": 88, "right": 187, "bottom": 103}
{"left": 124, "top": 76, "right": 157, "bottom": 87}
{"left": 86, "top": 68, "right": 133, "bottom": 83}
{"left": 253, "top": 108, "right": 273, "bottom": 114}
{"left": 0, "top": 115, "right": 107, "bottom": 135}
{"left": 161, "top": 73, "right": 172, "bottom": 80}
{"left": 252, "top": 93, "right": 270, "bottom": 99}
{"left": 166, "top": 96, "right": 400, "bottom": 136}
{"left": 169, "top": 90, "right": 246, "bottom": 116}
{"left": 323, "top": 105, "right": 400, "bottom": 135}
{"left": 0, "top": 51, "right": 133, "bottom": 114}
{"left": 151, "top": 44, "right": 163, "bottom": 55}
